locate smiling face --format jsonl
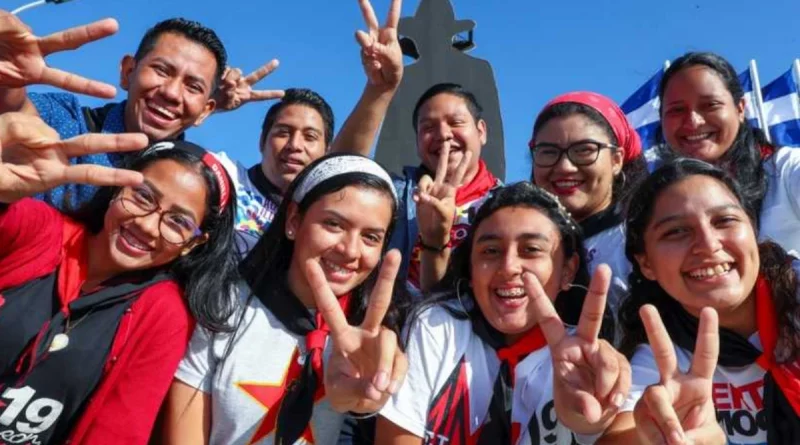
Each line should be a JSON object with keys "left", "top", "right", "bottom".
{"left": 261, "top": 104, "right": 328, "bottom": 192}
{"left": 661, "top": 65, "right": 745, "bottom": 163}
{"left": 121, "top": 32, "right": 218, "bottom": 140}
{"left": 635, "top": 175, "right": 759, "bottom": 322}
{"left": 98, "top": 159, "right": 209, "bottom": 274}
{"left": 415, "top": 93, "right": 486, "bottom": 184}
{"left": 286, "top": 185, "right": 394, "bottom": 304}
{"left": 531, "top": 114, "right": 623, "bottom": 221}
{"left": 470, "top": 206, "right": 577, "bottom": 342}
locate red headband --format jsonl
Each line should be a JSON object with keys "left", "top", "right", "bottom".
{"left": 542, "top": 91, "right": 642, "bottom": 164}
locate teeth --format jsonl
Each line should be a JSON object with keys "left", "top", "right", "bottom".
{"left": 151, "top": 104, "right": 176, "bottom": 119}
{"left": 688, "top": 263, "right": 732, "bottom": 279}
{"left": 122, "top": 228, "right": 151, "bottom": 251}
{"left": 685, "top": 133, "right": 711, "bottom": 142}
{"left": 555, "top": 180, "right": 581, "bottom": 188}
{"left": 496, "top": 287, "right": 525, "bottom": 298}
{"left": 322, "top": 259, "right": 349, "bottom": 274}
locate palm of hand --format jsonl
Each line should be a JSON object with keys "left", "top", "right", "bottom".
{"left": 0, "top": 25, "right": 44, "bottom": 87}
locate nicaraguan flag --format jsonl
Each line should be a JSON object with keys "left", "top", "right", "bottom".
{"left": 738, "top": 68, "right": 762, "bottom": 130}
{"left": 761, "top": 67, "right": 800, "bottom": 147}
{"left": 621, "top": 68, "right": 665, "bottom": 150}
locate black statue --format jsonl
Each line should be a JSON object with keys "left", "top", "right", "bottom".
{"left": 374, "top": 0, "right": 505, "bottom": 179}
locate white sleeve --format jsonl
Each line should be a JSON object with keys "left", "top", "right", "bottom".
{"left": 620, "top": 344, "right": 661, "bottom": 412}
{"left": 174, "top": 325, "right": 218, "bottom": 393}
{"left": 379, "top": 313, "right": 451, "bottom": 438}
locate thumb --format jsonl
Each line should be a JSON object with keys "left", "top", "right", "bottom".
{"left": 355, "top": 30, "right": 373, "bottom": 50}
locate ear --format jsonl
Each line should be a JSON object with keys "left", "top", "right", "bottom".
{"left": 120, "top": 55, "right": 137, "bottom": 91}
{"left": 181, "top": 233, "right": 210, "bottom": 256}
{"left": 192, "top": 98, "right": 217, "bottom": 127}
{"left": 285, "top": 202, "right": 302, "bottom": 240}
{"left": 611, "top": 146, "right": 625, "bottom": 176}
{"left": 736, "top": 97, "right": 746, "bottom": 123}
{"left": 560, "top": 253, "right": 580, "bottom": 290}
{"left": 477, "top": 118, "right": 488, "bottom": 146}
{"left": 634, "top": 253, "right": 657, "bottom": 281}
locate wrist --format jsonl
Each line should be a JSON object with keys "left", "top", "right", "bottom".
{"left": 419, "top": 237, "right": 450, "bottom": 253}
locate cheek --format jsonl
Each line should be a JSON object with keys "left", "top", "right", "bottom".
{"left": 532, "top": 167, "right": 552, "bottom": 186}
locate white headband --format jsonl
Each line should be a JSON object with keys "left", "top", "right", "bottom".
{"left": 292, "top": 156, "right": 397, "bottom": 204}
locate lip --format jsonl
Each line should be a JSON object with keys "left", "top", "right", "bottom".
{"left": 682, "top": 261, "right": 738, "bottom": 286}
{"left": 141, "top": 100, "right": 180, "bottom": 129}
{"left": 115, "top": 227, "right": 155, "bottom": 258}
{"left": 550, "top": 178, "right": 584, "bottom": 196}
{"left": 677, "top": 131, "right": 717, "bottom": 152}
{"left": 320, "top": 258, "right": 357, "bottom": 284}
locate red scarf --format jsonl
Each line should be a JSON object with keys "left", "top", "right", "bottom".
{"left": 455, "top": 160, "right": 498, "bottom": 206}
{"left": 754, "top": 276, "right": 800, "bottom": 416}
{"left": 496, "top": 326, "right": 547, "bottom": 382}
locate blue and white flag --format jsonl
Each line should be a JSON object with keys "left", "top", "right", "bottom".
{"left": 738, "top": 68, "right": 762, "bottom": 130}
{"left": 621, "top": 68, "right": 664, "bottom": 150}
{"left": 761, "top": 65, "right": 800, "bottom": 147}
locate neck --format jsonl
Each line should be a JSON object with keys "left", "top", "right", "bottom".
{"left": 84, "top": 233, "right": 118, "bottom": 291}
{"left": 691, "top": 292, "right": 758, "bottom": 338}
{"left": 287, "top": 263, "right": 316, "bottom": 308}
{"left": 261, "top": 161, "right": 289, "bottom": 193}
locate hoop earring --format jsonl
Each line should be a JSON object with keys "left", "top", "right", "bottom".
{"left": 563, "top": 282, "right": 589, "bottom": 293}
{"left": 618, "top": 170, "right": 627, "bottom": 189}
{"left": 454, "top": 278, "right": 471, "bottom": 317}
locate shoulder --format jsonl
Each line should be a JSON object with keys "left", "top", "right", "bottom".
{"left": 133, "top": 280, "right": 192, "bottom": 329}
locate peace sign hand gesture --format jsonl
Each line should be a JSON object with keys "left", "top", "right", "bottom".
{"left": 527, "top": 264, "right": 631, "bottom": 435}
{"left": 633, "top": 305, "right": 725, "bottom": 445}
{"left": 0, "top": 113, "right": 147, "bottom": 203}
{"left": 0, "top": 10, "right": 117, "bottom": 97}
{"left": 355, "top": 0, "right": 403, "bottom": 91}
{"left": 305, "top": 249, "right": 408, "bottom": 414}
{"left": 413, "top": 143, "right": 471, "bottom": 250}
{"left": 214, "top": 60, "right": 285, "bottom": 112}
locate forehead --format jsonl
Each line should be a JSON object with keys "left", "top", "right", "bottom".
{"left": 651, "top": 175, "right": 740, "bottom": 219}
{"left": 144, "top": 33, "right": 218, "bottom": 79}
{"left": 664, "top": 65, "right": 731, "bottom": 100}
{"left": 140, "top": 159, "right": 208, "bottom": 216}
{"left": 418, "top": 93, "right": 473, "bottom": 120}
{"left": 474, "top": 206, "right": 560, "bottom": 242}
{"left": 306, "top": 185, "right": 393, "bottom": 226}
{"left": 535, "top": 113, "right": 612, "bottom": 144}
{"left": 274, "top": 104, "right": 326, "bottom": 131}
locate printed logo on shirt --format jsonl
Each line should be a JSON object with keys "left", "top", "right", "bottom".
{"left": 0, "top": 385, "right": 64, "bottom": 445}
{"left": 424, "top": 357, "right": 471, "bottom": 445}
{"left": 236, "top": 348, "right": 321, "bottom": 444}
{"left": 712, "top": 379, "right": 767, "bottom": 444}
{"left": 523, "top": 400, "right": 578, "bottom": 445}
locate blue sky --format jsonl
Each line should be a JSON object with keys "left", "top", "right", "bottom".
{"left": 12, "top": 0, "right": 800, "bottom": 182}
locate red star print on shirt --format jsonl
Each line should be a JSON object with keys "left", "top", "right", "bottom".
{"left": 237, "top": 348, "right": 326, "bottom": 444}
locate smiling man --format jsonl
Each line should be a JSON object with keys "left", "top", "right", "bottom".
{"left": 0, "top": 17, "right": 227, "bottom": 211}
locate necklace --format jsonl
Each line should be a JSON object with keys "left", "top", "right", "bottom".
{"left": 48, "top": 309, "right": 94, "bottom": 353}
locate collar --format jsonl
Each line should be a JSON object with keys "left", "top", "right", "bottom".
{"left": 248, "top": 164, "right": 285, "bottom": 206}
{"left": 580, "top": 204, "right": 623, "bottom": 239}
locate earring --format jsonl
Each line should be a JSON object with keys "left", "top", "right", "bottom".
{"left": 453, "top": 278, "right": 471, "bottom": 316}
{"left": 286, "top": 229, "right": 294, "bottom": 239}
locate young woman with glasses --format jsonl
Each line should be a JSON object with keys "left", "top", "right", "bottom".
{"left": 529, "top": 92, "right": 649, "bottom": 338}
{"left": 0, "top": 113, "right": 239, "bottom": 445}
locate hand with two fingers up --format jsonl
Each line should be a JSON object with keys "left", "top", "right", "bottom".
{"left": 304, "top": 249, "right": 407, "bottom": 414}
{"left": 527, "top": 264, "right": 632, "bottom": 437}
{"left": 355, "top": 0, "right": 404, "bottom": 92}
{"left": 633, "top": 305, "right": 726, "bottom": 445}
{"left": 214, "top": 60, "right": 285, "bottom": 112}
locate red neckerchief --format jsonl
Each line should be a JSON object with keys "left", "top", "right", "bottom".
{"left": 307, "top": 294, "right": 351, "bottom": 377}
{"left": 760, "top": 144, "right": 775, "bottom": 159}
{"left": 496, "top": 326, "right": 547, "bottom": 383}
{"left": 455, "top": 159, "right": 498, "bottom": 206}
{"left": 754, "top": 276, "right": 800, "bottom": 416}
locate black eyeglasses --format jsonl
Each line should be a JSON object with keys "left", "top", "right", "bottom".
{"left": 529, "top": 140, "right": 616, "bottom": 168}
{"left": 117, "top": 186, "right": 203, "bottom": 245}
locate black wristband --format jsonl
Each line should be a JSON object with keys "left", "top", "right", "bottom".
{"left": 420, "top": 239, "right": 449, "bottom": 252}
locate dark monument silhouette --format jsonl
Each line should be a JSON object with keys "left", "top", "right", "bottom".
{"left": 374, "top": 0, "right": 505, "bottom": 180}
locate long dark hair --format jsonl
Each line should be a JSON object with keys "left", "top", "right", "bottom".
{"left": 532, "top": 102, "right": 649, "bottom": 208}
{"left": 620, "top": 158, "right": 800, "bottom": 362}
{"left": 71, "top": 149, "right": 239, "bottom": 332}
{"left": 239, "top": 153, "right": 409, "bottom": 334}
{"left": 415, "top": 182, "right": 614, "bottom": 341}
{"left": 657, "top": 51, "right": 775, "bottom": 217}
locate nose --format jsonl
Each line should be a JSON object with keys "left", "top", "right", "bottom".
{"left": 692, "top": 222, "right": 723, "bottom": 255}
{"left": 286, "top": 131, "right": 304, "bottom": 152}
{"left": 552, "top": 148, "right": 578, "bottom": 172}
{"left": 499, "top": 250, "right": 523, "bottom": 279}
{"left": 686, "top": 110, "right": 705, "bottom": 129}
{"left": 133, "top": 212, "right": 162, "bottom": 240}
{"left": 335, "top": 232, "right": 360, "bottom": 261}
{"left": 435, "top": 122, "right": 453, "bottom": 142}
{"left": 159, "top": 77, "right": 182, "bottom": 103}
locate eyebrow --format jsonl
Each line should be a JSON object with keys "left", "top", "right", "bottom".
{"left": 475, "top": 232, "right": 551, "bottom": 243}
{"left": 324, "top": 209, "right": 386, "bottom": 233}
{"left": 665, "top": 94, "right": 724, "bottom": 108}
{"left": 273, "top": 123, "right": 323, "bottom": 135}
{"left": 143, "top": 180, "right": 199, "bottom": 221}
{"left": 652, "top": 204, "right": 742, "bottom": 230}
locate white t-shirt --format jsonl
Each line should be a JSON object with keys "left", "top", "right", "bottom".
{"left": 621, "top": 335, "right": 768, "bottom": 445}
{"left": 380, "top": 305, "right": 591, "bottom": 445}
{"left": 584, "top": 223, "right": 630, "bottom": 322}
{"left": 175, "top": 283, "right": 345, "bottom": 445}
{"left": 759, "top": 147, "right": 800, "bottom": 255}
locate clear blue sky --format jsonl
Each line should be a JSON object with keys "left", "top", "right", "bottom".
{"left": 12, "top": 0, "right": 800, "bottom": 182}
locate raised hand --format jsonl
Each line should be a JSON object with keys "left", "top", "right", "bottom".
{"left": 305, "top": 249, "right": 407, "bottom": 414}
{"left": 0, "top": 113, "right": 147, "bottom": 203}
{"left": 633, "top": 305, "right": 725, "bottom": 445}
{"left": 526, "top": 264, "right": 631, "bottom": 435}
{"left": 355, "top": 0, "right": 403, "bottom": 91}
{"left": 213, "top": 60, "right": 285, "bottom": 112}
{"left": 0, "top": 10, "right": 117, "bottom": 97}
{"left": 413, "top": 143, "right": 471, "bottom": 250}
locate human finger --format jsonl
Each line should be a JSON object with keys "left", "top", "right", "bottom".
{"left": 606, "top": 348, "right": 631, "bottom": 411}
{"left": 523, "top": 271, "right": 566, "bottom": 345}
{"left": 39, "top": 67, "right": 116, "bottom": 99}
{"left": 38, "top": 18, "right": 118, "bottom": 55}
{"left": 56, "top": 132, "right": 149, "bottom": 158}
{"left": 640, "top": 305, "right": 678, "bottom": 381}
{"left": 244, "top": 59, "right": 280, "bottom": 85}
{"left": 388, "top": 349, "right": 407, "bottom": 394}
{"left": 361, "top": 250, "right": 400, "bottom": 332}
{"left": 385, "top": 0, "right": 402, "bottom": 28}
{"left": 249, "top": 90, "right": 286, "bottom": 101}
{"left": 588, "top": 340, "right": 621, "bottom": 402}
{"left": 305, "top": 259, "right": 351, "bottom": 338}
{"left": 61, "top": 164, "right": 144, "bottom": 189}
{"left": 357, "top": 0, "right": 380, "bottom": 31}
{"left": 355, "top": 30, "right": 373, "bottom": 50}
{"left": 370, "top": 328, "right": 398, "bottom": 393}
{"left": 433, "top": 141, "right": 450, "bottom": 185}
{"left": 642, "top": 385, "right": 687, "bottom": 445}
{"left": 689, "top": 307, "right": 719, "bottom": 380}
{"left": 449, "top": 150, "right": 471, "bottom": 187}
{"left": 576, "top": 264, "right": 610, "bottom": 342}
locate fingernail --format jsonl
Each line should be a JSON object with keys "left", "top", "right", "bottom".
{"left": 670, "top": 430, "right": 685, "bottom": 444}
{"left": 388, "top": 379, "right": 401, "bottom": 394}
{"left": 374, "top": 371, "right": 389, "bottom": 391}
{"left": 612, "top": 392, "right": 625, "bottom": 408}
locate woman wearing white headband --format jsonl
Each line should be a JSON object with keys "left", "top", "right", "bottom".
{"left": 159, "top": 153, "right": 409, "bottom": 445}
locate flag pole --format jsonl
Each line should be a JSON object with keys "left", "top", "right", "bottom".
{"left": 750, "top": 59, "right": 771, "bottom": 142}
